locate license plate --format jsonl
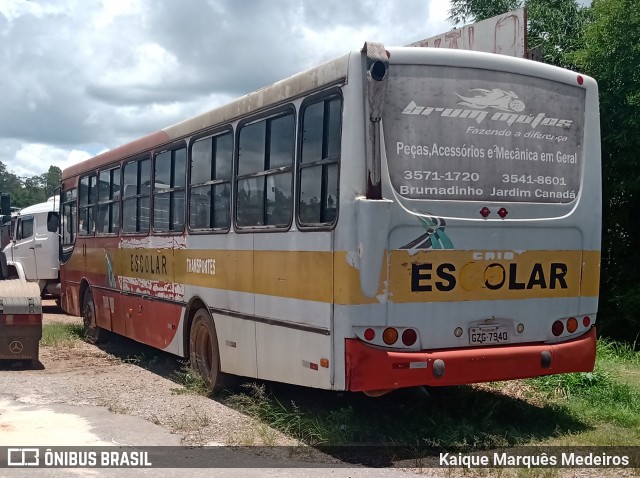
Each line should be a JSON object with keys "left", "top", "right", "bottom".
{"left": 469, "top": 326, "right": 509, "bottom": 345}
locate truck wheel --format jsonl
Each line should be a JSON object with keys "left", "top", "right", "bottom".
{"left": 82, "top": 289, "right": 102, "bottom": 344}
{"left": 189, "top": 309, "right": 223, "bottom": 393}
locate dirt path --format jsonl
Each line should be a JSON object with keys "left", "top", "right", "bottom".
{"left": 1, "top": 301, "right": 294, "bottom": 447}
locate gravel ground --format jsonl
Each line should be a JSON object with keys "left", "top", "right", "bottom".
{"left": 0, "top": 301, "right": 297, "bottom": 448}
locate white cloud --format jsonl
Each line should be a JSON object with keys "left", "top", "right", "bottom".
{"left": 92, "top": 0, "right": 142, "bottom": 30}
{"left": 11, "top": 144, "right": 95, "bottom": 177}
{"left": 0, "top": 0, "right": 454, "bottom": 179}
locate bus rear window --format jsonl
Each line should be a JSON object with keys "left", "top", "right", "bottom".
{"left": 383, "top": 65, "right": 585, "bottom": 204}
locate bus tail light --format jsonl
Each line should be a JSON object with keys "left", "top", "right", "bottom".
{"left": 552, "top": 315, "right": 595, "bottom": 338}
{"left": 364, "top": 328, "right": 375, "bottom": 341}
{"left": 383, "top": 328, "right": 398, "bottom": 345}
{"left": 402, "top": 328, "right": 417, "bottom": 346}
{"left": 354, "top": 326, "right": 421, "bottom": 350}
{"left": 552, "top": 320, "right": 564, "bottom": 337}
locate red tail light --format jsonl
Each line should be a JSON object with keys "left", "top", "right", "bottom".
{"left": 364, "top": 328, "right": 375, "bottom": 341}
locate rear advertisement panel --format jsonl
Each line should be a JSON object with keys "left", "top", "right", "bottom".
{"left": 384, "top": 65, "right": 585, "bottom": 203}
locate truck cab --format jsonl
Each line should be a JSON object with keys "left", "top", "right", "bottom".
{"left": 2, "top": 197, "right": 60, "bottom": 298}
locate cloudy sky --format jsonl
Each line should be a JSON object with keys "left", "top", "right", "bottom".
{"left": 0, "top": 0, "right": 453, "bottom": 178}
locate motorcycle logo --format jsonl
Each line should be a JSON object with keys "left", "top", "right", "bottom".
{"left": 456, "top": 88, "right": 525, "bottom": 112}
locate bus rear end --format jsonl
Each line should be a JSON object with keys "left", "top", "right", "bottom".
{"left": 344, "top": 48, "right": 600, "bottom": 394}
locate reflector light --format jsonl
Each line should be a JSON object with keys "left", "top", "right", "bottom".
{"left": 392, "top": 362, "right": 409, "bottom": 369}
{"left": 552, "top": 320, "right": 564, "bottom": 337}
{"left": 567, "top": 317, "right": 578, "bottom": 333}
{"left": 0, "top": 314, "right": 41, "bottom": 325}
{"left": 320, "top": 358, "right": 329, "bottom": 368}
{"left": 382, "top": 327, "right": 398, "bottom": 345}
{"left": 402, "top": 328, "right": 417, "bottom": 346}
{"left": 364, "top": 328, "right": 375, "bottom": 341}
{"left": 498, "top": 208, "right": 508, "bottom": 218}
{"left": 577, "top": 75, "right": 584, "bottom": 85}
{"left": 480, "top": 207, "right": 490, "bottom": 218}
{"left": 583, "top": 316, "right": 591, "bottom": 327}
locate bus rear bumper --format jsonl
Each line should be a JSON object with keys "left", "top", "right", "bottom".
{"left": 345, "top": 327, "right": 596, "bottom": 392}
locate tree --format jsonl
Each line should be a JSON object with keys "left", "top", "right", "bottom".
{"left": 447, "top": 0, "right": 520, "bottom": 26}
{"left": 447, "top": 0, "right": 588, "bottom": 68}
{"left": 574, "top": 0, "right": 640, "bottom": 339}
{"left": 0, "top": 162, "right": 23, "bottom": 201}
{"left": 41, "top": 166, "right": 62, "bottom": 198}
{"left": 0, "top": 162, "right": 62, "bottom": 208}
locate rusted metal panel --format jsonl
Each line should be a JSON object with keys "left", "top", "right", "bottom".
{"left": 0, "top": 280, "right": 42, "bottom": 361}
{"left": 408, "top": 9, "right": 526, "bottom": 58}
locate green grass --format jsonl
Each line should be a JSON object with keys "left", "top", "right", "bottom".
{"left": 224, "top": 382, "right": 585, "bottom": 448}
{"left": 526, "top": 338, "right": 640, "bottom": 438}
{"left": 226, "top": 383, "right": 352, "bottom": 445}
{"left": 171, "top": 361, "right": 212, "bottom": 396}
{"left": 223, "top": 338, "right": 640, "bottom": 450}
{"left": 40, "top": 322, "right": 84, "bottom": 347}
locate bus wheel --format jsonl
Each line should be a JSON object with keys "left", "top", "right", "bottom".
{"left": 189, "top": 309, "right": 222, "bottom": 392}
{"left": 82, "top": 289, "right": 102, "bottom": 344}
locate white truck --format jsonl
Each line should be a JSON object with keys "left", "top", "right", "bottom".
{"left": 1, "top": 196, "right": 60, "bottom": 299}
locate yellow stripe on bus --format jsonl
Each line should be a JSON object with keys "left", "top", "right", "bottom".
{"left": 76, "top": 247, "right": 599, "bottom": 305}
{"left": 385, "top": 249, "right": 600, "bottom": 303}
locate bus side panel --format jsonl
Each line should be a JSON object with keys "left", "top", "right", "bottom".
{"left": 63, "top": 282, "right": 82, "bottom": 316}
{"left": 213, "top": 312, "right": 258, "bottom": 379}
{"left": 255, "top": 324, "right": 332, "bottom": 389}
{"left": 91, "top": 288, "right": 114, "bottom": 331}
{"left": 126, "top": 297, "right": 182, "bottom": 350}
{"left": 183, "top": 234, "right": 255, "bottom": 316}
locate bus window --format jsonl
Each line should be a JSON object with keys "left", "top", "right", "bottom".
{"left": 298, "top": 95, "right": 341, "bottom": 226}
{"left": 97, "top": 167, "right": 121, "bottom": 234}
{"left": 189, "top": 132, "right": 232, "bottom": 231}
{"left": 122, "top": 157, "right": 151, "bottom": 234}
{"left": 153, "top": 147, "right": 186, "bottom": 233}
{"left": 61, "top": 188, "right": 77, "bottom": 246}
{"left": 236, "top": 111, "right": 294, "bottom": 228}
{"left": 78, "top": 174, "right": 97, "bottom": 235}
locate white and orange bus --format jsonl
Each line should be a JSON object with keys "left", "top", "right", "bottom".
{"left": 59, "top": 42, "right": 600, "bottom": 395}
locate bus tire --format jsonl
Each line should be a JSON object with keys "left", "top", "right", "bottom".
{"left": 82, "top": 288, "right": 102, "bottom": 344}
{"left": 189, "top": 309, "right": 223, "bottom": 393}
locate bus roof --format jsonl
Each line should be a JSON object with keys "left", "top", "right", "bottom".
{"left": 62, "top": 52, "right": 351, "bottom": 181}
